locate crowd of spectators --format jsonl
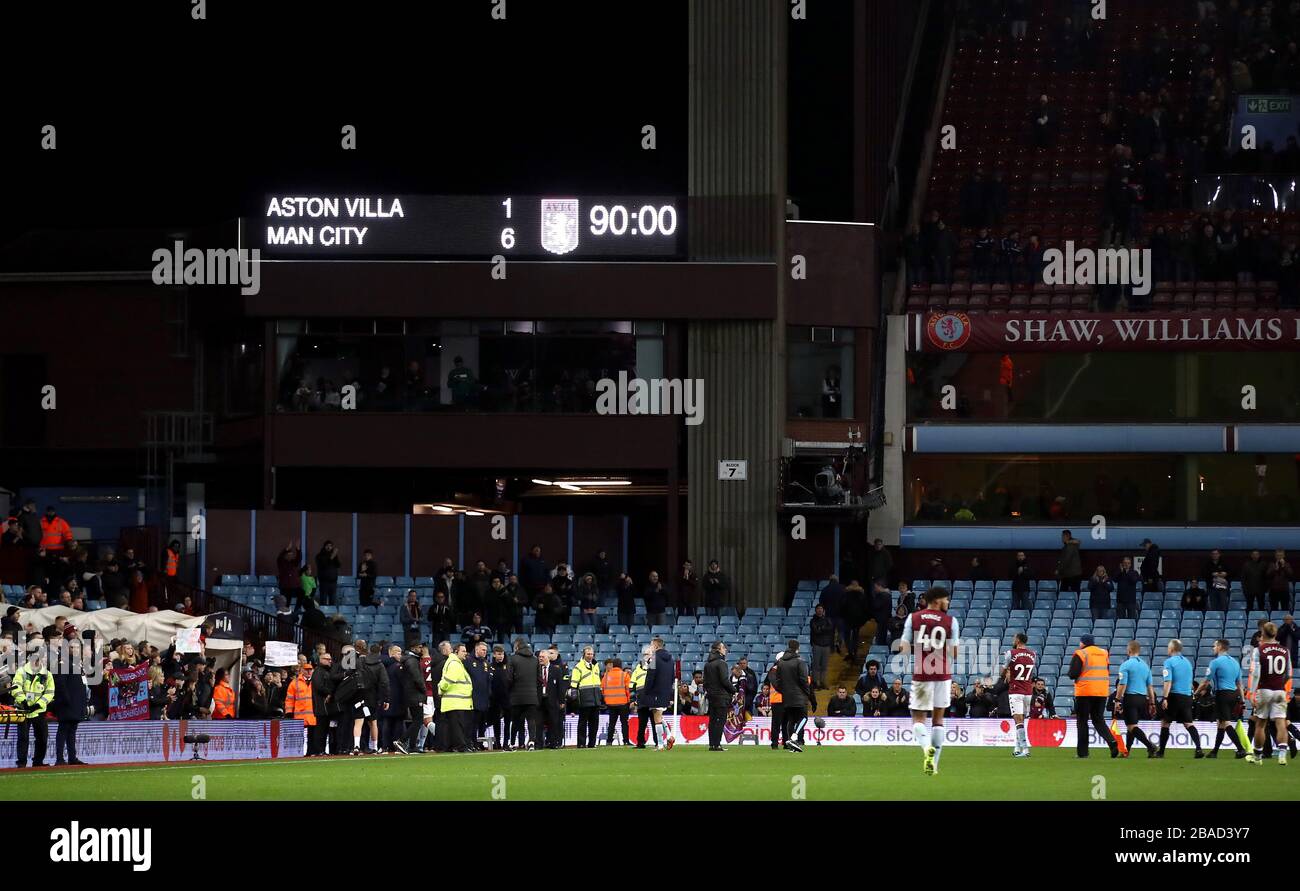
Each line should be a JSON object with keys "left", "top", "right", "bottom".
{"left": 918, "top": 0, "right": 1300, "bottom": 308}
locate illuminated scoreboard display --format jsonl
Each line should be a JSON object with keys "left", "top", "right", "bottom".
{"left": 255, "top": 195, "right": 684, "bottom": 259}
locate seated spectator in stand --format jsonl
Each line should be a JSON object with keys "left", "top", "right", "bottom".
{"left": 825, "top": 685, "right": 857, "bottom": 717}
{"left": 676, "top": 683, "right": 697, "bottom": 716}
{"left": 946, "top": 682, "right": 968, "bottom": 718}
{"left": 885, "top": 677, "right": 911, "bottom": 717}
{"left": 966, "top": 680, "right": 997, "bottom": 718}
{"left": 862, "top": 686, "right": 887, "bottom": 717}
{"left": 855, "top": 659, "right": 887, "bottom": 707}
{"left": 1029, "top": 678, "right": 1057, "bottom": 718}
{"left": 1181, "top": 581, "right": 1207, "bottom": 612}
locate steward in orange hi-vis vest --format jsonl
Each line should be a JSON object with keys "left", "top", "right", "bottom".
{"left": 286, "top": 670, "right": 317, "bottom": 726}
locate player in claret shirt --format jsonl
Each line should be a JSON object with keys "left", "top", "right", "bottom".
{"left": 1002, "top": 632, "right": 1037, "bottom": 758}
{"left": 899, "top": 586, "right": 959, "bottom": 776}
{"left": 1246, "top": 622, "right": 1292, "bottom": 766}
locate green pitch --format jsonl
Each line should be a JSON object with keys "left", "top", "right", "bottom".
{"left": 3, "top": 747, "right": 1297, "bottom": 801}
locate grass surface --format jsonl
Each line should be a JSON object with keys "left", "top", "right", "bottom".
{"left": 3, "top": 746, "right": 1296, "bottom": 801}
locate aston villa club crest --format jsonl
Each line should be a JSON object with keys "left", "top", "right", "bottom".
{"left": 541, "top": 198, "right": 580, "bottom": 255}
{"left": 926, "top": 311, "right": 972, "bottom": 350}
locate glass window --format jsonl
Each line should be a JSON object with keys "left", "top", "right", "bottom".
{"left": 906, "top": 454, "right": 1300, "bottom": 524}
{"left": 788, "top": 326, "right": 855, "bottom": 419}
{"left": 908, "top": 351, "right": 1300, "bottom": 422}
{"left": 273, "top": 320, "right": 662, "bottom": 414}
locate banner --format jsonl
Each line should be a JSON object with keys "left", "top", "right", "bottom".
{"left": 0, "top": 720, "right": 304, "bottom": 767}
{"left": 264, "top": 641, "right": 299, "bottom": 667}
{"left": 174, "top": 628, "right": 203, "bottom": 654}
{"left": 107, "top": 663, "right": 151, "bottom": 721}
{"left": 906, "top": 312, "right": 1300, "bottom": 353}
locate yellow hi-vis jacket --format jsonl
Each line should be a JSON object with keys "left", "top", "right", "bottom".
{"left": 12, "top": 664, "right": 54, "bottom": 718}
{"left": 438, "top": 654, "right": 473, "bottom": 712}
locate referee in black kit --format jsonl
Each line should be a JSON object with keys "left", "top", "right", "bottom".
{"left": 703, "top": 640, "right": 734, "bottom": 751}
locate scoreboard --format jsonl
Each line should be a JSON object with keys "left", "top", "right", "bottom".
{"left": 255, "top": 194, "right": 684, "bottom": 260}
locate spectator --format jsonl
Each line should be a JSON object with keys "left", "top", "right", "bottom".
{"left": 576, "top": 572, "right": 601, "bottom": 626}
{"left": 1139, "top": 538, "right": 1162, "bottom": 591}
{"left": 519, "top": 545, "right": 549, "bottom": 603}
{"left": 500, "top": 574, "right": 526, "bottom": 638}
{"left": 702, "top": 559, "right": 730, "bottom": 617}
{"left": 357, "top": 548, "right": 379, "bottom": 608}
{"left": 1031, "top": 95, "right": 1059, "bottom": 148}
{"left": 809, "top": 604, "right": 833, "bottom": 689}
{"left": 1087, "top": 565, "right": 1113, "bottom": 620}
{"left": 1182, "top": 580, "right": 1207, "bottom": 612}
{"left": 1056, "top": 530, "right": 1083, "bottom": 593}
{"left": 1010, "top": 551, "right": 1034, "bottom": 610}
{"left": 826, "top": 686, "right": 857, "bottom": 717}
{"left": 276, "top": 541, "right": 303, "bottom": 615}
{"left": 427, "top": 590, "right": 455, "bottom": 640}
{"left": 1277, "top": 615, "right": 1300, "bottom": 666}
{"left": 842, "top": 579, "right": 869, "bottom": 660}
{"left": 676, "top": 683, "right": 696, "bottom": 715}
{"left": 972, "top": 227, "right": 997, "bottom": 283}
{"left": 534, "top": 584, "right": 563, "bottom": 636}
{"left": 928, "top": 555, "right": 950, "bottom": 583}
{"left": 866, "top": 539, "right": 893, "bottom": 589}
{"left": 615, "top": 573, "right": 637, "bottom": 628}
{"left": 1202, "top": 548, "right": 1229, "bottom": 603}
{"left": 587, "top": 550, "right": 615, "bottom": 599}
{"left": 1269, "top": 550, "right": 1295, "bottom": 611}
{"left": 927, "top": 216, "right": 958, "bottom": 284}
{"left": 1114, "top": 557, "right": 1141, "bottom": 619}
{"left": 1029, "top": 678, "right": 1057, "bottom": 718}
{"left": 946, "top": 682, "right": 968, "bottom": 718}
{"left": 643, "top": 571, "right": 668, "bottom": 627}
{"left": 888, "top": 581, "right": 916, "bottom": 645}
{"left": 819, "top": 574, "right": 847, "bottom": 653}
{"left": 855, "top": 659, "right": 886, "bottom": 705}
{"left": 870, "top": 580, "right": 893, "bottom": 647}
{"left": 1243, "top": 549, "right": 1270, "bottom": 612}
{"left": 862, "top": 685, "right": 887, "bottom": 717}
{"left": 676, "top": 560, "right": 698, "bottom": 617}
{"left": 885, "top": 677, "right": 910, "bottom": 717}
{"left": 314, "top": 541, "right": 341, "bottom": 607}
{"left": 966, "top": 680, "right": 996, "bottom": 718}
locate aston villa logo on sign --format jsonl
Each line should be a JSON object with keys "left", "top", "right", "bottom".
{"left": 926, "top": 311, "right": 972, "bottom": 350}
{"left": 541, "top": 198, "right": 580, "bottom": 255}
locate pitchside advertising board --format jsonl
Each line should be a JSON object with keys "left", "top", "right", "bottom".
{"left": 0, "top": 720, "right": 303, "bottom": 765}
{"left": 250, "top": 194, "right": 685, "bottom": 260}
{"left": 908, "top": 311, "right": 1300, "bottom": 352}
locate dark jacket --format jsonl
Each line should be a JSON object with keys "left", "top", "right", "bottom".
{"left": 966, "top": 686, "right": 996, "bottom": 718}
{"left": 1139, "top": 545, "right": 1162, "bottom": 585}
{"left": 489, "top": 657, "right": 511, "bottom": 707}
{"left": 399, "top": 651, "right": 425, "bottom": 704}
{"left": 885, "top": 686, "right": 911, "bottom": 717}
{"left": 1242, "top": 557, "right": 1270, "bottom": 600}
{"left": 315, "top": 548, "right": 341, "bottom": 584}
{"left": 520, "top": 556, "right": 550, "bottom": 594}
{"left": 774, "top": 651, "right": 813, "bottom": 709}
{"left": 809, "top": 615, "right": 834, "bottom": 647}
{"left": 358, "top": 653, "right": 390, "bottom": 702}
{"left": 643, "top": 582, "right": 668, "bottom": 615}
{"left": 826, "top": 694, "right": 857, "bottom": 717}
{"left": 818, "top": 581, "right": 846, "bottom": 618}
{"left": 1056, "top": 539, "right": 1082, "bottom": 579}
{"left": 702, "top": 570, "right": 730, "bottom": 609}
{"left": 427, "top": 602, "right": 455, "bottom": 640}
{"left": 1011, "top": 558, "right": 1033, "bottom": 594}
{"left": 616, "top": 579, "right": 637, "bottom": 616}
{"left": 702, "top": 651, "right": 735, "bottom": 701}
{"left": 1114, "top": 568, "right": 1140, "bottom": 604}
{"left": 507, "top": 645, "right": 540, "bottom": 706}
{"left": 1088, "top": 577, "right": 1114, "bottom": 609}
{"left": 588, "top": 554, "right": 614, "bottom": 590}
{"left": 51, "top": 666, "right": 89, "bottom": 722}
{"left": 467, "top": 655, "right": 492, "bottom": 711}
{"left": 855, "top": 669, "right": 886, "bottom": 698}
{"left": 946, "top": 691, "right": 968, "bottom": 718}
{"left": 643, "top": 647, "right": 676, "bottom": 709}
{"left": 313, "top": 663, "right": 338, "bottom": 717}
{"left": 382, "top": 655, "right": 405, "bottom": 715}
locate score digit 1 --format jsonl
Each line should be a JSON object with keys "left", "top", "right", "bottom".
{"left": 501, "top": 197, "right": 515, "bottom": 250}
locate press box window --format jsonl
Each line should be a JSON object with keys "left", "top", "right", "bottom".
{"left": 787, "top": 326, "right": 854, "bottom": 419}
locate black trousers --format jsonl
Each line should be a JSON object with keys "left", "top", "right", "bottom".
{"left": 54, "top": 719, "right": 79, "bottom": 763}
{"left": 462, "top": 711, "right": 479, "bottom": 748}
{"left": 541, "top": 701, "right": 564, "bottom": 747}
{"left": 576, "top": 706, "right": 599, "bottom": 747}
{"left": 510, "top": 704, "right": 540, "bottom": 747}
{"left": 707, "top": 697, "right": 729, "bottom": 747}
{"left": 783, "top": 706, "right": 808, "bottom": 745}
{"left": 635, "top": 705, "right": 657, "bottom": 746}
{"left": 308, "top": 721, "right": 330, "bottom": 755}
{"left": 1246, "top": 590, "right": 1267, "bottom": 612}
{"left": 331, "top": 715, "right": 351, "bottom": 753}
{"left": 443, "top": 709, "right": 468, "bottom": 752}
{"left": 1271, "top": 590, "right": 1293, "bottom": 611}
{"left": 605, "top": 705, "right": 630, "bottom": 744}
{"left": 770, "top": 704, "right": 786, "bottom": 747}
{"left": 405, "top": 705, "right": 424, "bottom": 751}
{"left": 16, "top": 716, "right": 48, "bottom": 767}
{"left": 1075, "top": 695, "right": 1114, "bottom": 756}
{"left": 484, "top": 706, "right": 505, "bottom": 747}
